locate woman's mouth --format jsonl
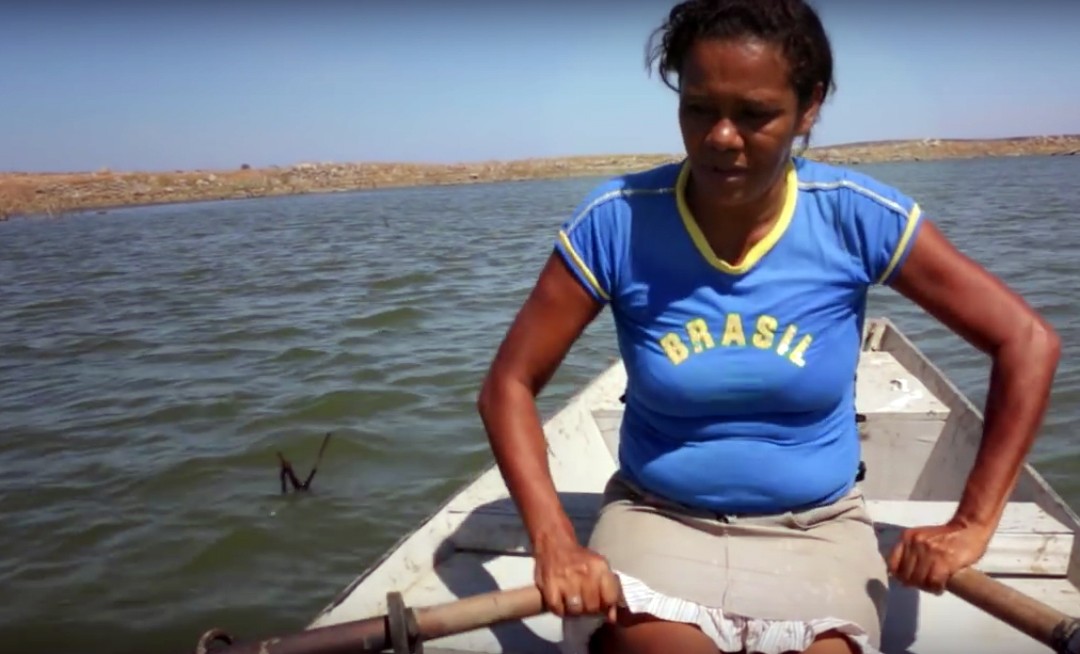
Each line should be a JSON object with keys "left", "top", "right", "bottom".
{"left": 706, "top": 164, "right": 748, "bottom": 179}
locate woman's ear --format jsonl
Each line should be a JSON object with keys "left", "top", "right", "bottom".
{"left": 796, "top": 83, "right": 824, "bottom": 136}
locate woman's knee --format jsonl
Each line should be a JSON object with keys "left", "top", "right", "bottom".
{"left": 588, "top": 609, "right": 719, "bottom": 654}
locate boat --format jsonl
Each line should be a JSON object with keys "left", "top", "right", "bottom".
{"left": 306, "top": 317, "right": 1080, "bottom": 653}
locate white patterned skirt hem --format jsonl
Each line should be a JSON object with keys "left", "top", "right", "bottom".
{"left": 560, "top": 572, "right": 881, "bottom": 654}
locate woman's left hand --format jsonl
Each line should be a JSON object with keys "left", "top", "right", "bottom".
{"left": 887, "top": 521, "right": 994, "bottom": 594}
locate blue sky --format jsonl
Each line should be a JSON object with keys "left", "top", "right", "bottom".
{"left": 2, "top": 0, "right": 1078, "bottom": 173}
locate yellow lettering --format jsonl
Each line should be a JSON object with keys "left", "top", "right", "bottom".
{"left": 776, "top": 325, "right": 798, "bottom": 356}
{"left": 660, "top": 315, "right": 812, "bottom": 367}
{"left": 788, "top": 335, "right": 812, "bottom": 367}
{"left": 685, "top": 318, "right": 714, "bottom": 353}
{"left": 752, "top": 315, "right": 778, "bottom": 349}
{"left": 721, "top": 314, "right": 746, "bottom": 347}
{"left": 660, "top": 333, "right": 690, "bottom": 365}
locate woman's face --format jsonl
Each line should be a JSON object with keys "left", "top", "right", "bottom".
{"left": 677, "top": 36, "right": 820, "bottom": 209}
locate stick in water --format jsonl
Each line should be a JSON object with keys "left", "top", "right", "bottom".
{"left": 277, "top": 432, "right": 332, "bottom": 494}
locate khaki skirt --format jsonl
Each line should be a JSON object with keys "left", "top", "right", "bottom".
{"left": 561, "top": 473, "right": 890, "bottom": 654}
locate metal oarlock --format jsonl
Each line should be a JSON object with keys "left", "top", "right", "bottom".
{"left": 387, "top": 591, "right": 424, "bottom": 654}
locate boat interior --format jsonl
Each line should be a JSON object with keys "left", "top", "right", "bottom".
{"left": 308, "top": 318, "right": 1080, "bottom": 653}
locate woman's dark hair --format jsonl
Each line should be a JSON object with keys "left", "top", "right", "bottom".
{"left": 646, "top": 0, "right": 836, "bottom": 111}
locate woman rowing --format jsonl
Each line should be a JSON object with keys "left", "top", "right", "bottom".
{"left": 477, "top": 1, "right": 1061, "bottom": 652}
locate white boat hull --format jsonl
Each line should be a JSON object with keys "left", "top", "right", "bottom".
{"left": 309, "top": 317, "right": 1080, "bottom": 653}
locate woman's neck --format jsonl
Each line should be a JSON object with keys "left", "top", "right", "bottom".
{"left": 689, "top": 170, "right": 788, "bottom": 228}
{"left": 686, "top": 169, "right": 790, "bottom": 265}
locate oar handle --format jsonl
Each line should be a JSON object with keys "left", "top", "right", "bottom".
{"left": 413, "top": 585, "right": 546, "bottom": 639}
{"left": 947, "top": 567, "right": 1080, "bottom": 653}
{"left": 193, "top": 585, "right": 549, "bottom": 654}
{"left": 199, "top": 571, "right": 1080, "bottom": 654}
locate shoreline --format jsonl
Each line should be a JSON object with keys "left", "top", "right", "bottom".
{"left": 3, "top": 135, "right": 1079, "bottom": 220}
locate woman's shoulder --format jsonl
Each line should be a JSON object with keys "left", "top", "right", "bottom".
{"left": 554, "top": 161, "right": 686, "bottom": 303}
{"left": 561, "top": 160, "right": 684, "bottom": 239}
{"left": 792, "top": 156, "right": 919, "bottom": 220}
{"left": 791, "top": 157, "right": 925, "bottom": 285}
{"left": 572, "top": 161, "right": 683, "bottom": 213}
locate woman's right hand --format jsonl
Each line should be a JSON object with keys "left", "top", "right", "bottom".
{"left": 534, "top": 538, "right": 622, "bottom": 622}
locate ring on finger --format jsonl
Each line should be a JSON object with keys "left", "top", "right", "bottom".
{"left": 567, "top": 596, "right": 583, "bottom": 609}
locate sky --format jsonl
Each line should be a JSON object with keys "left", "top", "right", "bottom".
{"left": 2, "top": 0, "right": 1078, "bottom": 173}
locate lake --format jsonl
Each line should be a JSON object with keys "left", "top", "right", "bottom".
{"left": 2, "top": 154, "right": 1079, "bottom": 653}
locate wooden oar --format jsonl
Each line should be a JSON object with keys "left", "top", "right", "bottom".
{"left": 946, "top": 567, "right": 1080, "bottom": 654}
{"left": 195, "top": 568, "right": 1080, "bottom": 654}
{"left": 194, "top": 586, "right": 547, "bottom": 654}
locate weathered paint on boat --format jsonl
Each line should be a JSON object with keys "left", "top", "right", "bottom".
{"left": 308, "top": 317, "right": 1080, "bottom": 653}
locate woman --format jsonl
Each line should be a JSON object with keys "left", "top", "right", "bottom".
{"left": 476, "top": 1, "right": 1061, "bottom": 652}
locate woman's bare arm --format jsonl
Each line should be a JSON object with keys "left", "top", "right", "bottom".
{"left": 477, "top": 252, "right": 605, "bottom": 553}
{"left": 891, "top": 220, "right": 1061, "bottom": 530}
{"left": 887, "top": 219, "right": 1061, "bottom": 592}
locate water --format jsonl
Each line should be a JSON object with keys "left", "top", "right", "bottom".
{"left": 1, "top": 155, "right": 1079, "bottom": 653}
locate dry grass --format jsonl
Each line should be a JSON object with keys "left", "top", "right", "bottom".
{"left": 2, "top": 135, "right": 1078, "bottom": 221}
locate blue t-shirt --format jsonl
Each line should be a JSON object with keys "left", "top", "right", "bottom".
{"left": 554, "top": 156, "right": 924, "bottom": 515}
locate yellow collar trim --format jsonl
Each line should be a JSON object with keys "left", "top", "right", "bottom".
{"left": 675, "top": 160, "right": 799, "bottom": 275}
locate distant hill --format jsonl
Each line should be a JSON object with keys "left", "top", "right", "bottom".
{"left": 808, "top": 134, "right": 1080, "bottom": 164}
{"left": 3, "top": 135, "right": 1078, "bottom": 220}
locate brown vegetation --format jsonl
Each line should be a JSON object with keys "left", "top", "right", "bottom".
{"left": 2, "top": 135, "right": 1078, "bottom": 221}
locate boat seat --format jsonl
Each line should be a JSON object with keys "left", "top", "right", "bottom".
{"left": 444, "top": 494, "right": 600, "bottom": 558}
{"left": 868, "top": 500, "right": 1075, "bottom": 577}
{"left": 447, "top": 498, "right": 1075, "bottom": 578}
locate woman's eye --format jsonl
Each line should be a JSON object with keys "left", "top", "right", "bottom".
{"left": 744, "top": 107, "right": 775, "bottom": 120}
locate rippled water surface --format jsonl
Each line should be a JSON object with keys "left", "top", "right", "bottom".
{"left": 2, "top": 155, "right": 1079, "bottom": 653}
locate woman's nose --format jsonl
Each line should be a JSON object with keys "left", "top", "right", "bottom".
{"left": 706, "top": 118, "right": 742, "bottom": 151}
